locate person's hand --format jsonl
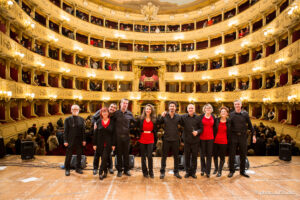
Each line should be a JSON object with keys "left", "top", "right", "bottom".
{"left": 64, "top": 142, "right": 68, "bottom": 147}
{"left": 94, "top": 123, "right": 97, "bottom": 130}
{"left": 82, "top": 141, "right": 86, "bottom": 146}
{"left": 192, "top": 131, "right": 198, "bottom": 136}
{"left": 93, "top": 146, "right": 96, "bottom": 151}
{"left": 252, "top": 135, "right": 256, "bottom": 144}
{"left": 112, "top": 146, "right": 115, "bottom": 151}
{"left": 161, "top": 111, "right": 167, "bottom": 117}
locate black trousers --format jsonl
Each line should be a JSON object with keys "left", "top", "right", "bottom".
{"left": 184, "top": 142, "right": 198, "bottom": 175}
{"left": 116, "top": 136, "right": 130, "bottom": 172}
{"left": 229, "top": 134, "right": 247, "bottom": 173}
{"left": 213, "top": 143, "right": 227, "bottom": 171}
{"left": 200, "top": 140, "right": 214, "bottom": 175}
{"left": 93, "top": 150, "right": 113, "bottom": 170}
{"left": 160, "top": 140, "right": 179, "bottom": 173}
{"left": 140, "top": 143, "right": 154, "bottom": 175}
{"left": 64, "top": 142, "right": 83, "bottom": 170}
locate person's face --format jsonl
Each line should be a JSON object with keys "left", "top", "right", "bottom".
{"left": 169, "top": 103, "right": 176, "bottom": 113}
{"left": 220, "top": 109, "right": 228, "bottom": 118}
{"left": 101, "top": 110, "right": 109, "bottom": 118}
{"left": 121, "top": 100, "right": 129, "bottom": 111}
{"left": 108, "top": 104, "right": 117, "bottom": 113}
{"left": 204, "top": 106, "right": 212, "bottom": 114}
{"left": 187, "top": 105, "right": 195, "bottom": 115}
{"left": 145, "top": 106, "right": 152, "bottom": 115}
{"left": 71, "top": 106, "right": 80, "bottom": 116}
{"left": 234, "top": 102, "right": 242, "bottom": 111}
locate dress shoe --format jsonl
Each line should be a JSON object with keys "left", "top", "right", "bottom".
{"left": 103, "top": 172, "right": 107, "bottom": 178}
{"left": 216, "top": 172, "right": 222, "bottom": 177}
{"left": 99, "top": 175, "right": 104, "bottom": 180}
{"left": 206, "top": 174, "right": 210, "bottom": 178}
{"left": 191, "top": 174, "right": 197, "bottom": 179}
{"left": 93, "top": 169, "right": 98, "bottom": 175}
{"left": 124, "top": 171, "right": 131, "bottom": 176}
{"left": 184, "top": 173, "right": 190, "bottom": 178}
{"left": 117, "top": 171, "right": 122, "bottom": 177}
{"left": 213, "top": 169, "right": 218, "bottom": 174}
{"left": 228, "top": 172, "right": 234, "bottom": 178}
{"left": 149, "top": 173, "right": 154, "bottom": 178}
{"left": 174, "top": 173, "right": 182, "bottom": 179}
{"left": 75, "top": 169, "right": 83, "bottom": 174}
{"left": 65, "top": 170, "right": 70, "bottom": 176}
{"left": 143, "top": 173, "right": 149, "bottom": 178}
{"left": 201, "top": 172, "right": 205, "bottom": 176}
{"left": 160, "top": 172, "right": 165, "bottom": 179}
{"left": 108, "top": 168, "right": 114, "bottom": 174}
{"left": 240, "top": 172, "right": 250, "bottom": 178}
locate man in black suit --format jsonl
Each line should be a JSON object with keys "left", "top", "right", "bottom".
{"left": 180, "top": 104, "right": 200, "bottom": 179}
{"left": 114, "top": 99, "right": 136, "bottom": 177}
{"left": 64, "top": 104, "right": 86, "bottom": 176}
{"left": 228, "top": 100, "right": 256, "bottom": 178}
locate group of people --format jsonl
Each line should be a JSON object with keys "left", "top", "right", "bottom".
{"left": 63, "top": 99, "right": 256, "bottom": 180}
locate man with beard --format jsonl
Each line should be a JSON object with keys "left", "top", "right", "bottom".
{"left": 64, "top": 104, "right": 86, "bottom": 176}
{"left": 159, "top": 101, "right": 182, "bottom": 179}
{"left": 92, "top": 103, "right": 117, "bottom": 175}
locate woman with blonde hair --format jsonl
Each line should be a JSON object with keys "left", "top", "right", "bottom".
{"left": 198, "top": 104, "right": 217, "bottom": 178}
{"left": 138, "top": 104, "right": 157, "bottom": 178}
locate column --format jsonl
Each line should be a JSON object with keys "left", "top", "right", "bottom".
{"left": 18, "top": 65, "right": 23, "bottom": 83}
{"left": 87, "top": 79, "right": 90, "bottom": 91}
{"left": 286, "top": 105, "right": 292, "bottom": 124}
{"left": 288, "top": 28, "right": 293, "bottom": 45}
{"left": 45, "top": 100, "right": 51, "bottom": 116}
{"left": 31, "top": 101, "right": 38, "bottom": 117}
{"left": 235, "top": 78, "right": 239, "bottom": 90}
{"left": 273, "top": 104, "right": 279, "bottom": 122}
{"left": 179, "top": 82, "right": 181, "bottom": 93}
{"left": 207, "top": 59, "right": 211, "bottom": 70}
{"left": 72, "top": 76, "right": 76, "bottom": 89}
{"left": 262, "top": 43, "right": 266, "bottom": 58}
{"left": 221, "top": 9, "right": 225, "bottom": 21}
{"left": 249, "top": 48, "right": 253, "bottom": 61}
{"left": 287, "top": 66, "right": 293, "bottom": 85}
{"left": 30, "top": 69, "right": 35, "bottom": 85}
{"left": 58, "top": 100, "right": 63, "bottom": 114}
{"left": 5, "top": 102, "right": 14, "bottom": 122}
{"left": 207, "top": 81, "right": 211, "bottom": 92}
{"left": 249, "top": 21, "right": 253, "bottom": 33}
{"left": 261, "top": 74, "right": 266, "bottom": 89}
{"left": 132, "top": 100, "right": 138, "bottom": 116}
{"left": 117, "top": 60, "right": 120, "bottom": 71}
{"left": 208, "top": 36, "right": 211, "bottom": 48}
{"left": 45, "top": 43, "right": 49, "bottom": 57}
{"left": 221, "top": 56, "right": 225, "bottom": 68}
{"left": 235, "top": 52, "right": 239, "bottom": 65}
{"left": 46, "top": 15, "right": 50, "bottom": 28}
{"left": 58, "top": 48, "right": 62, "bottom": 61}
{"left": 248, "top": 75, "right": 253, "bottom": 90}
{"left": 87, "top": 101, "right": 91, "bottom": 113}
{"left": 221, "top": 32, "right": 225, "bottom": 44}
{"left": 5, "top": 60, "right": 11, "bottom": 80}
{"left": 58, "top": 74, "right": 62, "bottom": 88}
{"left": 221, "top": 79, "right": 225, "bottom": 92}
{"left": 274, "top": 70, "right": 280, "bottom": 88}
{"left": 44, "top": 71, "right": 49, "bottom": 86}
{"left": 275, "top": 37, "right": 279, "bottom": 52}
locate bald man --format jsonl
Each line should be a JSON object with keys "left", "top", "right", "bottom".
{"left": 64, "top": 104, "right": 86, "bottom": 176}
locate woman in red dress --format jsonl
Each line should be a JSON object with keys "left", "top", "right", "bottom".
{"left": 138, "top": 104, "right": 157, "bottom": 178}
{"left": 213, "top": 106, "right": 231, "bottom": 177}
{"left": 198, "top": 104, "right": 217, "bottom": 178}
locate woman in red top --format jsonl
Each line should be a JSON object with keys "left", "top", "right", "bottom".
{"left": 138, "top": 104, "right": 157, "bottom": 178}
{"left": 198, "top": 104, "right": 217, "bottom": 178}
{"left": 213, "top": 106, "right": 231, "bottom": 177}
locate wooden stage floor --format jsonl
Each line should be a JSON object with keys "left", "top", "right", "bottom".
{"left": 0, "top": 156, "right": 300, "bottom": 200}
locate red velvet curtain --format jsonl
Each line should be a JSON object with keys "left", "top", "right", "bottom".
{"left": 36, "top": 104, "right": 45, "bottom": 116}
{"left": 10, "top": 67, "right": 18, "bottom": 82}
{"left": 0, "top": 21, "right": 6, "bottom": 33}
{"left": 292, "top": 110, "right": 300, "bottom": 126}
{"left": 22, "top": 105, "right": 31, "bottom": 118}
{"left": 10, "top": 105, "right": 19, "bottom": 120}
{"left": 280, "top": 73, "right": 288, "bottom": 86}
{"left": 278, "top": 110, "right": 287, "bottom": 122}
{"left": 0, "top": 105, "right": 5, "bottom": 120}
{"left": 0, "top": 62, "right": 5, "bottom": 79}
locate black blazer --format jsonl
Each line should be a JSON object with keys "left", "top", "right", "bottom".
{"left": 137, "top": 118, "right": 158, "bottom": 142}
{"left": 93, "top": 118, "right": 116, "bottom": 148}
{"left": 198, "top": 114, "right": 218, "bottom": 138}
{"left": 214, "top": 117, "right": 232, "bottom": 141}
{"left": 63, "top": 116, "right": 86, "bottom": 146}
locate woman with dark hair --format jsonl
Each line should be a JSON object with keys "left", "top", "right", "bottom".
{"left": 213, "top": 106, "right": 231, "bottom": 177}
{"left": 198, "top": 104, "right": 218, "bottom": 178}
{"left": 93, "top": 107, "right": 115, "bottom": 180}
{"left": 138, "top": 104, "right": 157, "bottom": 178}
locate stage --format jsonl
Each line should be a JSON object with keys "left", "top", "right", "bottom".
{"left": 0, "top": 156, "right": 299, "bottom": 200}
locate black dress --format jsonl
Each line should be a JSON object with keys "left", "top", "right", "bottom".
{"left": 93, "top": 118, "right": 115, "bottom": 174}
